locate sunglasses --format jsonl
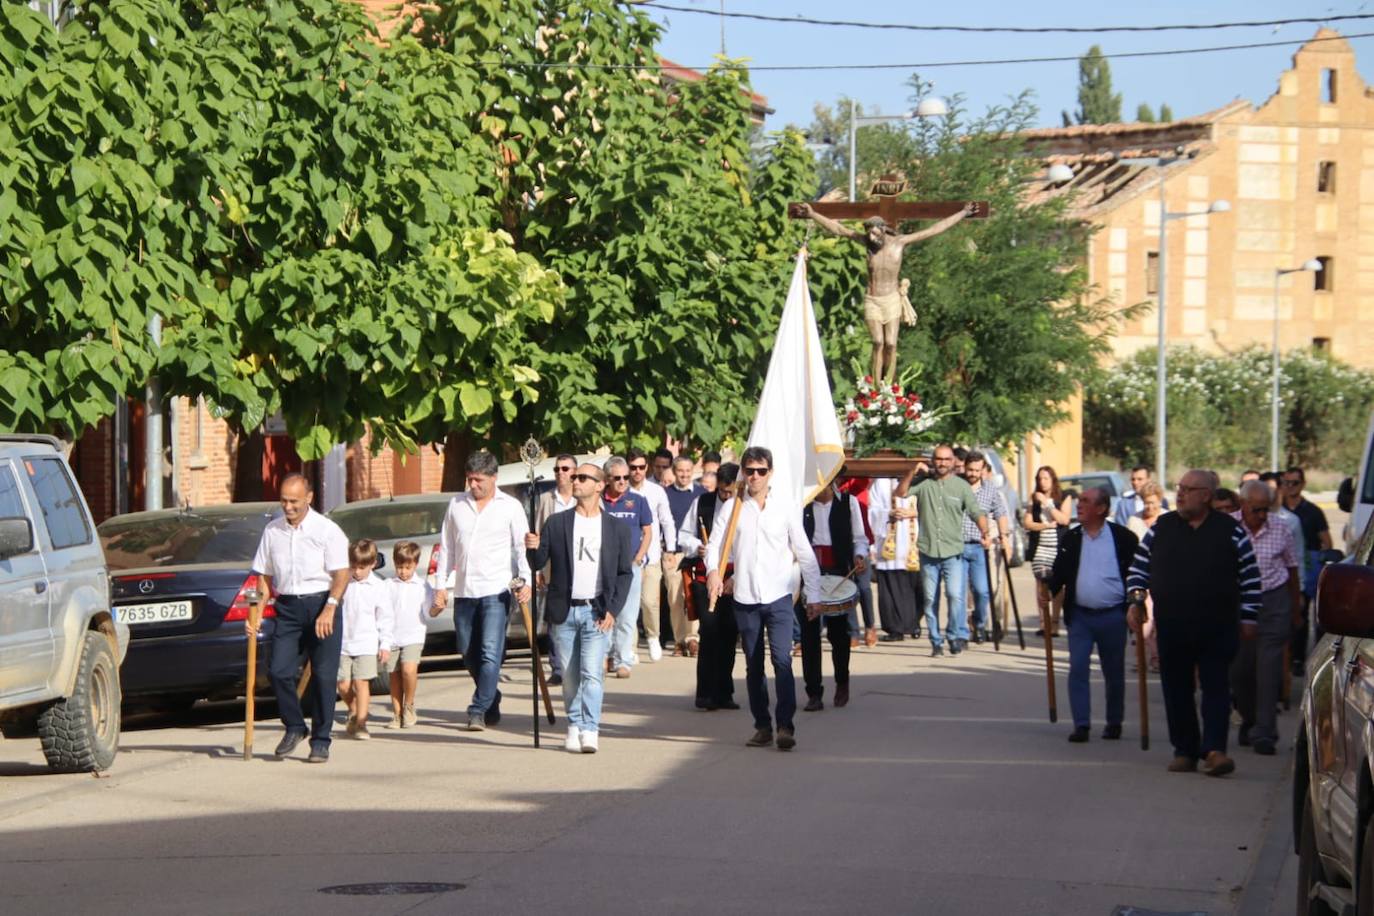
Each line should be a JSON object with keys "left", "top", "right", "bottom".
{"left": 628, "top": 463, "right": 647, "bottom": 470}
{"left": 608, "top": 474, "right": 628, "bottom": 482}
{"left": 1282, "top": 479, "right": 1301, "bottom": 486}
{"left": 571, "top": 473, "right": 601, "bottom": 483}
{"left": 742, "top": 467, "right": 770, "bottom": 477}
{"left": 555, "top": 466, "right": 575, "bottom": 473}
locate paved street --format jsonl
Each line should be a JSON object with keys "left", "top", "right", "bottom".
{"left": 0, "top": 560, "right": 1305, "bottom": 916}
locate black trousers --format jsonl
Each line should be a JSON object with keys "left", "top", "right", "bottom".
{"left": 269, "top": 592, "right": 342, "bottom": 749}
{"left": 1156, "top": 612, "right": 1239, "bottom": 759}
{"left": 691, "top": 582, "right": 737, "bottom": 704}
{"left": 795, "top": 603, "right": 850, "bottom": 699}
{"left": 876, "top": 568, "right": 921, "bottom": 636}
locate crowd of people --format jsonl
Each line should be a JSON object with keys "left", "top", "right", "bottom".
{"left": 244, "top": 447, "right": 1335, "bottom": 774}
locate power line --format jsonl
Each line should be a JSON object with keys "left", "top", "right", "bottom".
{"left": 495, "top": 28, "right": 1374, "bottom": 72}
{"left": 636, "top": 2, "right": 1374, "bottom": 36}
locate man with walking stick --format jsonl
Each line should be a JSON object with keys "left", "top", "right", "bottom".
{"left": 432, "top": 450, "right": 532, "bottom": 732}
{"left": 246, "top": 473, "right": 350, "bottom": 763}
{"left": 1047, "top": 488, "right": 1138, "bottom": 744}
{"left": 1126, "top": 469, "right": 1263, "bottom": 777}
{"left": 526, "top": 463, "right": 633, "bottom": 753}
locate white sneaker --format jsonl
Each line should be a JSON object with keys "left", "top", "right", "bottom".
{"left": 564, "top": 726, "right": 581, "bottom": 753}
{"left": 647, "top": 641, "right": 663, "bottom": 662}
{"left": 579, "top": 731, "right": 599, "bottom": 753}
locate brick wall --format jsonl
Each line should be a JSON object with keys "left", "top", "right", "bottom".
{"left": 173, "top": 397, "right": 237, "bottom": 508}
{"left": 346, "top": 432, "right": 446, "bottom": 502}
{"left": 71, "top": 416, "right": 116, "bottom": 524}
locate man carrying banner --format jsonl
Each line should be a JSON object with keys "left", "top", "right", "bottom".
{"left": 707, "top": 447, "right": 824, "bottom": 751}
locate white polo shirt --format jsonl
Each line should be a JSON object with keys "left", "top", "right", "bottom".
{"left": 434, "top": 489, "right": 532, "bottom": 599}
{"left": 251, "top": 508, "right": 349, "bottom": 595}
{"left": 339, "top": 573, "right": 394, "bottom": 656}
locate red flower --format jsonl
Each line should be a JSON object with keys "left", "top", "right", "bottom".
{"left": 891, "top": 384, "right": 900, "bottom": 394}
{"left": 846, "top": 411, "right": 859, "bottom": 422}
{"left": 857, "top": 398, "right": 869, "bottom": 409}
{"left": 905, "top": 408, "right": 916, "bottom": 419}
{"left": 864, "top": 375, "right": 873, "bottom": 384}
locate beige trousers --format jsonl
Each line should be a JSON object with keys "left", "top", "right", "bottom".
{"left": 640, "top": 560, "right": 663, "bottom": 641}
{"left": 662, "top": 552, "right": 698, "bottom": 646}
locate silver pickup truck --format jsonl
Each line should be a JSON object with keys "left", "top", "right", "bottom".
{"left": 0, "top": 434, "right": 127, "bottom": 771}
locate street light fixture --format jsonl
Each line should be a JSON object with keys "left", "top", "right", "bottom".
{"left": 1270, "top": 259, "right": 1322, "bottom": 471}
{"left": 1046, "top": 163, "right": 1075, "bottom": 184}
{"left": 1130, "top": 154, "right": 1229, "bottom": 487}
{"left": 848, "top": 97, "right": 949, "bottom": 202}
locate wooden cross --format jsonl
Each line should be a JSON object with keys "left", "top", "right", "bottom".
{"left": 787, "top": 198, "right": 989, "bottom": 223}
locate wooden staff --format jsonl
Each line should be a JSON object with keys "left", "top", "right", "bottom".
{"left": 243, "top": 590, "right": 267, "bottom": 760}
{"left": 1043, "top": 621, "right": 1058, "bottom": 724}
{"left": 1000, "top": 543, "right": 1027, "bottom": 651}
{"left": 512, "top": 577, "right": 556, "bottom": 745}
{"left": 1133, "top": 602, "right": 1150, "bottom": 751}
{"left": 706, "top": 493, "right": 745, "bottom": 613}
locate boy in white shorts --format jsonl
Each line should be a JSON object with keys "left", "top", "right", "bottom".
{"left": 338, "top": 539, "right": 392, "bottom": 740}
{"left": 388, "top": 540, "right": 434, "bottom": 728}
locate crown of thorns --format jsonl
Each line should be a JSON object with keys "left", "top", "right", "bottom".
{"left": 863, "top": 216, "right": 895, "bottom": 234}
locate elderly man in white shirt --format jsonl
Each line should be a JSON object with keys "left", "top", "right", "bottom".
{"left": 433, "top": 450, "right": 533, "bottom": 732}
{"left": 248, "top": 473, "right": 351, "bottom": 763}
{"left": 707, "top": 447, "right": 823, "bottom": 752}
{"left": 627, "top": 447, "right": 677, "bottom": 662}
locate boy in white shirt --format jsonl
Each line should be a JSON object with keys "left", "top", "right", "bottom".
{"left": 388, "top": 540, "right": 434, "bottom": 728}
{"left": 337, "top": 540, "right": 393, "bottom": 740}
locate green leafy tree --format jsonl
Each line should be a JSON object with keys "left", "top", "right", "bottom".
{"left": 1159, "top": 103, "right": 1175, "bottom": 123}
{"left": 1067, "top": 45, "right": 1122, "bottom": 125}
{"left": 1136, "top": 103, "right": 1156, "bottom": 123}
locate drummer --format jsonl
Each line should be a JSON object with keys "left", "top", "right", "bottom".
{"left": 799, "top": 483, "right": 868, "bottom": 710}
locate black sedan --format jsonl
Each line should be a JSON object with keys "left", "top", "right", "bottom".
{"left": 98, "top": 503, "right": 280, "bottom": 711}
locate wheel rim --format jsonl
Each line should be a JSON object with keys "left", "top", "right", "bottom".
{"left": 89, "top": 657, "right": 114, "bottom": 744}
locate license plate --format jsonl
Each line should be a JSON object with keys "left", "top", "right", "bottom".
{"left": 117, "top": 600, "right": 194, "bottom": 625}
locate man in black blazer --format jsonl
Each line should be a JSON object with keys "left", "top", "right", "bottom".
{"left": 525, "top": 463, "right": 633, "bottom": 754}
{"left": 1047, "top": 487, "right": 1139, "bottom": 743}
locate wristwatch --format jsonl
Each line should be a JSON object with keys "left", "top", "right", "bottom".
{"left": 1127, "top": 588, "right": 1147, "bottom": 606}
{"left": 325, "top": 596, "right": 340, "bottom": 607}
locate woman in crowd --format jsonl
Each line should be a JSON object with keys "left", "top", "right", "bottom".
{"left": 1024, "top": 465, "right": 1071, "bottom": 638}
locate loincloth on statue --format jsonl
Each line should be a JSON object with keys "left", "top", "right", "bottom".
{"left": 863, "top": 291, "right": 917, "bottom": 327}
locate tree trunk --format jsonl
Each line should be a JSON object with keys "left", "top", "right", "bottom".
{"left": 440, "top": 429, "right": 473, "bottom": 492}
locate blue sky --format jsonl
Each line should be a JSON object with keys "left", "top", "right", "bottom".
{"left": 645, "top": 1, "right": 1374, "bottom": 130}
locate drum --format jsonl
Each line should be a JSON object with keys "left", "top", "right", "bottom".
{"left": 812, "top": 574, "right": 859, "bottom": 620}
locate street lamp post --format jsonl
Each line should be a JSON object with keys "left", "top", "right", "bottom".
{"left": 1140, "top": 158, "right": 1229, "bottom": 488}
{"left": 848, "top": 97, "right": 948, "bottom": 202}
{"left": 1271, "top": 260, "right": 1322, "bottom": 471}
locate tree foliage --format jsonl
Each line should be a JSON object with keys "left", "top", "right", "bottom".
{"left": 1085, "top": 345, "right": 1374, "bottom": 471}
{"left": 1066, "top": 45, "right": 1121, "bottom": 125}
{"left": 1136, "top": 103, "right": 1156, "bottom": 123}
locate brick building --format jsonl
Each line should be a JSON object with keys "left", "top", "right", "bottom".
{"left": 1014, "top": 29, "right": 1374, "bottom": 479}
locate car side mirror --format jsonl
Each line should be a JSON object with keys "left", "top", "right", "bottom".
{"left": 374, "top": 554, "right": 386, "bottom": 570}
{"left": 1337, "top": 476, "right": 1355, "bottom": 514}
{"left": 0, "top": 517, "right": 34, "bottom": 560}
{"left": 1316, "top": 563, "right": 1374, "bottom": 638}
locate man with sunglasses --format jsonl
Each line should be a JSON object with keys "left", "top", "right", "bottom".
{"left": 1281, "top": 466, "right": 1331, "bottom": 672}
{"left": 602, "top": 456, "right": 654, "bottom": 678}
{"left": 1126, "top": 469, "right": 1263, "bottom": 777}
{"left": 706, "top": 447, "right": 823, "bottom": 751}
{"left": 1227, "top": 480, "right": 1300, "bottom": 756}
{"left": 626, "top": 447, "right": 677, "bottom": 662}
{"left": 533, "top": 454, "right": 579, "bottom": 686}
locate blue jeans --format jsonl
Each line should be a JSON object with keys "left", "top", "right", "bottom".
{"left": 961, "top": 543, "right": 991, "bottom": 633}
{"left": 454, "top": 592, "right": 510, "bottom": 717}
{"left": 611, "top": 563, "right": 643, "bottom": 669}
{"left": 552, "top": 603, "right": 610, "bottom": 733}
{"left": 735, "top": 595, "right": 797, "bottom": 731}
{"left": 1067, "top": 604, "right": 1127, "bottom": 729}
{"left": 920, "top": 553, "right": 966, "bottom": 646}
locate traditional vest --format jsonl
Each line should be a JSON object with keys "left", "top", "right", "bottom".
{"left": 803, "top": 494, "right": 856, "bottom": 576}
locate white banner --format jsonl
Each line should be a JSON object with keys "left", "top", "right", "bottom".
{"left": 746, "top": 250, "right": 845, "bottom": 506}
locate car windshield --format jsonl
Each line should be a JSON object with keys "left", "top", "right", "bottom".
{"left": 331, "top": 501, "right": 450, "bottom": 541}
{"left": 99, "top": 509, "right": 275, "bottom": 570}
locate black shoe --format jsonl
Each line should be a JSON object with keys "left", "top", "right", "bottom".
{"left": 717, "top": 699, "right": 740, "bottom": 710}
{"left": 1034, "top": 628, "right": 1045, "bottom": 637}
{"left": 746, "top": 728, "right": 774, "bottom": 748}
{"left": 548, "top": 673, "right": 563, "bottom": 687}
{"left": 1237, "top": 724, "right": 1251, "bottom": 747}
{"left": 912, "top": 627, "right": 922, "bottom": 639}
{"left": 696, "top": 698, "right": 712, "bottom": 710}
{"left": 834, "top": 684, "right": 849, "bottom": 708}
{"left": 950, "top": 639, "right": 966, "bottom": 656}
{"left": 803, "top": 697, "right": 824, "bottom": 712}
{"left": 1102, "top": 724, "right": 1122, "bottom": 740}
{"left": 306, "top": 745, "right": 330, "bottom": 764}
{"left": 776, "top": 727, "right": 796, "bottom": 751}
{"left": 971, "top": 629, "right": 984, "bottom": 644}
{"left": 879, "top": 633, "right": 905, "bottom": 643}
{"left": 1253, "top": 739, "right": 1277, "bottom": 756}
{"left": 485, "top": 697, "right": 502, "bottom": 727}
{"left": 930, "top": 645, "right": 945, "bottom": 658}
{"left": 1068, "top": 726, "right": 1090, "bottom": 743}
{"left": 274, "top": 730, "right": 307, "bottom": 759}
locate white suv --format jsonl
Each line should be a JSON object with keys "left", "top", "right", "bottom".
{"left": 0, "top": 434, "right": 127, "bottom": 771}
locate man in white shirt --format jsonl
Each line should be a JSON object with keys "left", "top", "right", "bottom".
{"left": 707, "top": 447, "right": 823, "bottom": 751}
{"left": 627, "top": 447, "right": 677, "bottom": 662}
{"left": 534, "top": 454, "right": 579, "bottom": 686}
{"left": 433, "top": 450, "right": 533, "bottom": 732}
{"left": 248, "top": 473, "right": 350, "bottom": 763}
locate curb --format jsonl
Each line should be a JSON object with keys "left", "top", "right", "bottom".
{"left": 0, "top": 746, "right": 199, "bottom": 821}
{"left": 1233, "top": 756, "right": 1294, "bottom": 916}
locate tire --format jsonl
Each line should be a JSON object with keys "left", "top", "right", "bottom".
{"left": 36, "top": 631, "right": 120, "bottom": 773}
{"left": 1361, "top": 818, "right": 1374, "bottom": 916}
{"left": 1298, "top": 793, "right": 1339, "bottom": 916}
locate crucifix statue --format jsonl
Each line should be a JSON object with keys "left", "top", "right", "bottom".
{"left": 790, "top": 185, "right": 987, "bottom": 383}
